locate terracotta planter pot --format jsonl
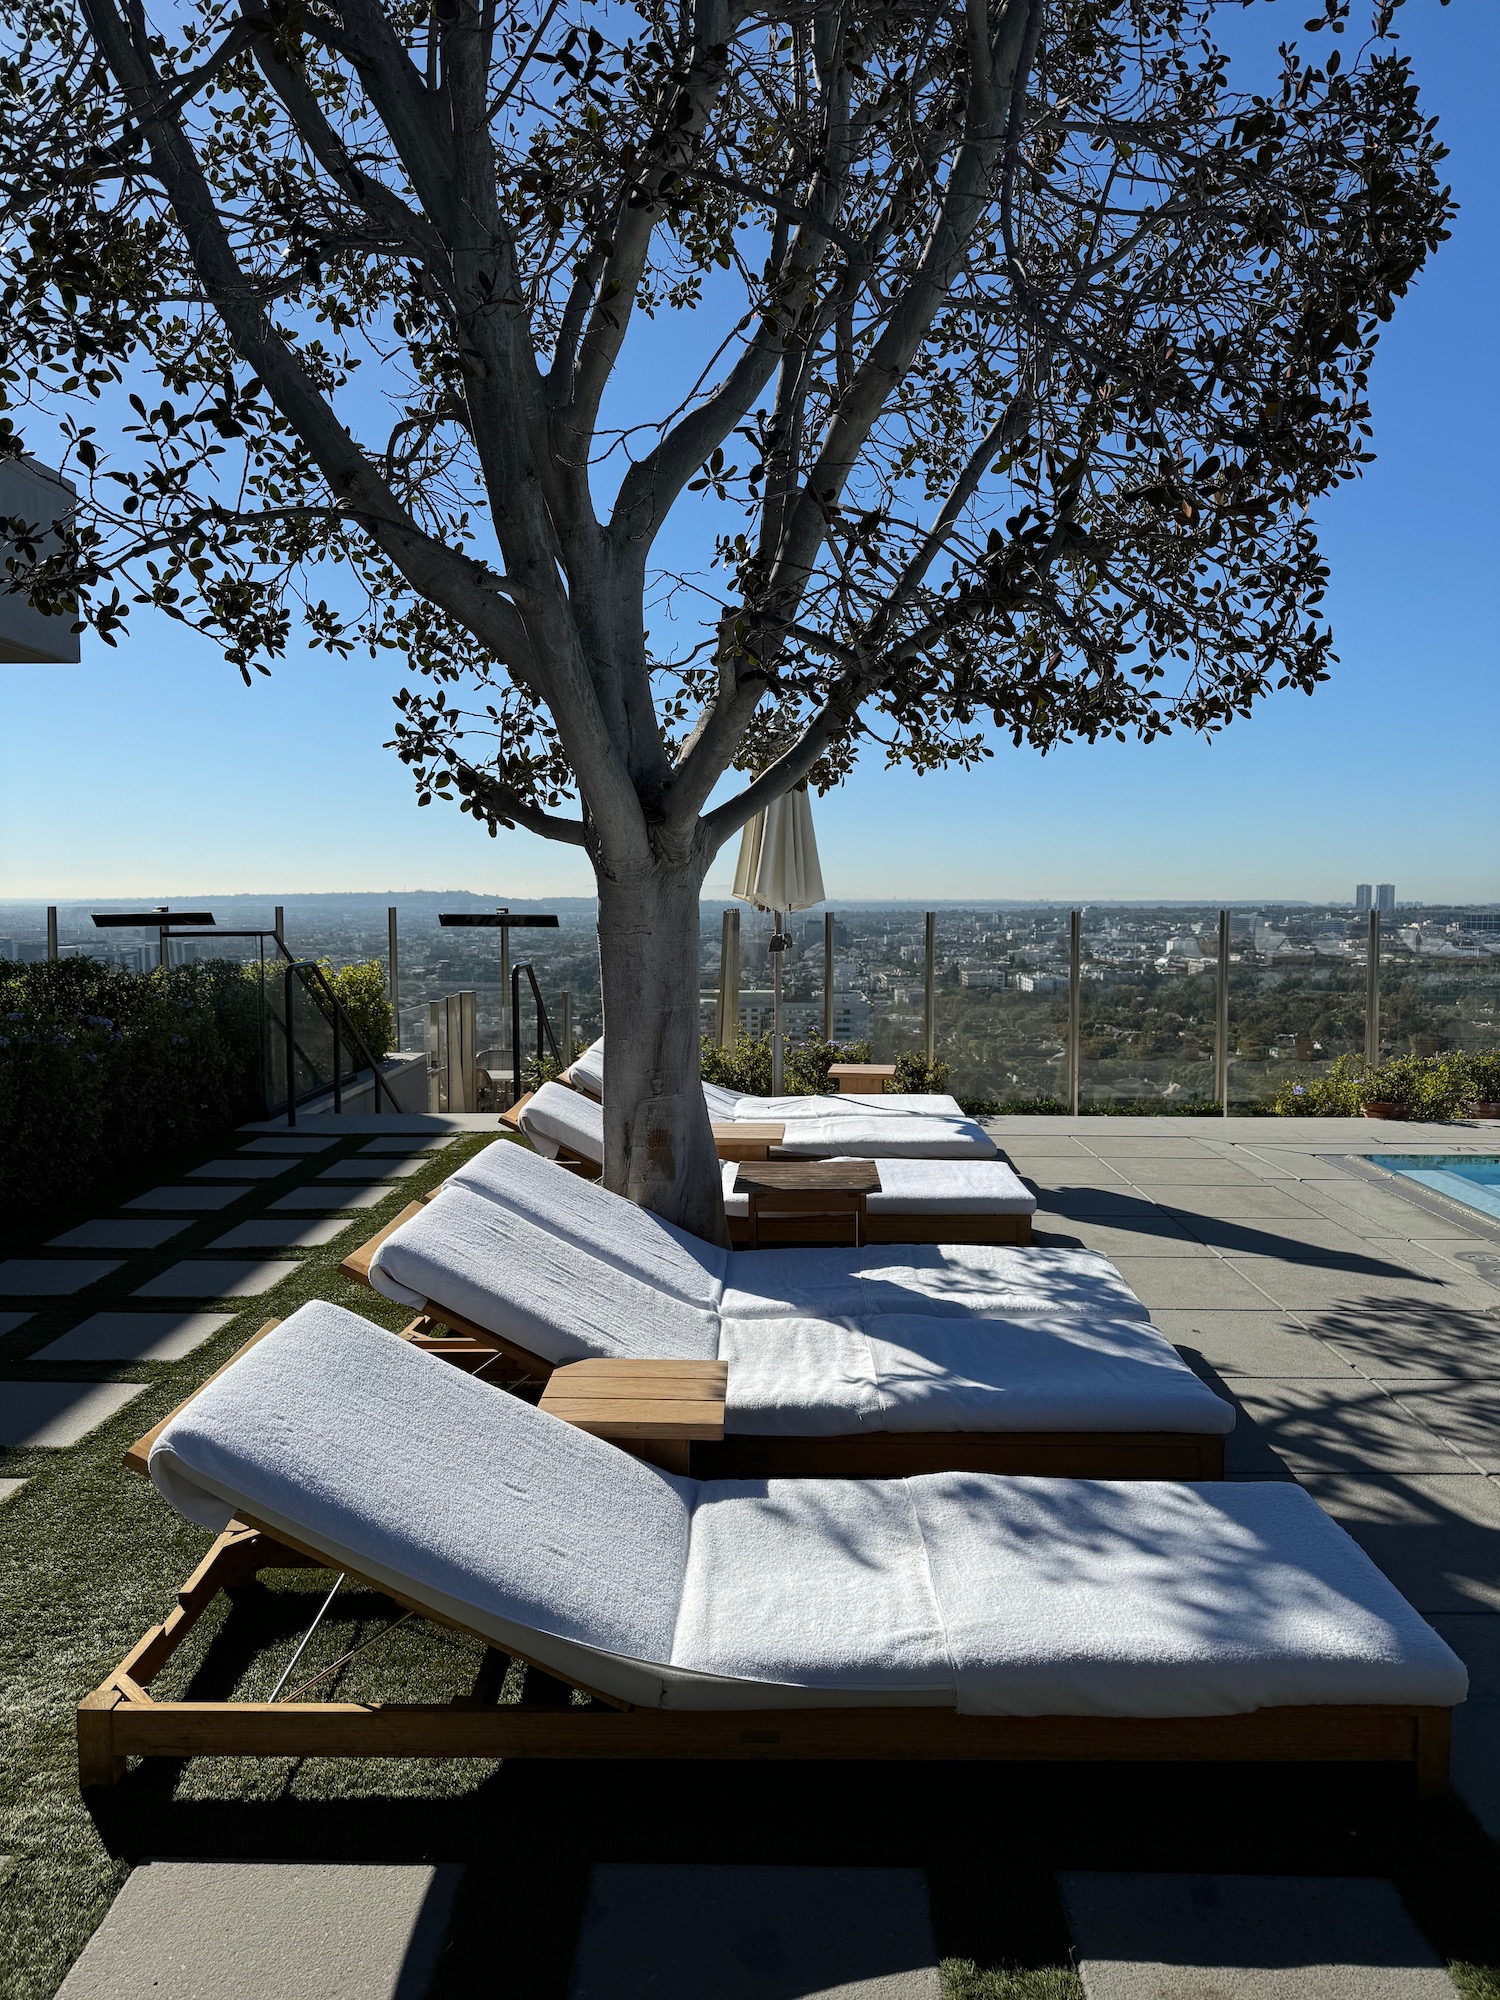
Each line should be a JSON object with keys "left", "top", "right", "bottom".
{"left": 1361, "top": 1102, "right": 1408, "bottom": 1120}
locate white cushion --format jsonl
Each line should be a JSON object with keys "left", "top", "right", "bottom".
{"left": 702, "top": 1081, "right": 744, "bottom": 1117}
{"left": 566, "top": 1039, "right": 606, "bottom": 1097}
{"left": 719, "top": 1245, "right": 1147, "bottom": 1323}
{"left": 151, "top": 1305, "right": 1466, "bottom": 1718}
{"left": 721, "top": 1158, "right": 1034, "bottom": 1218}
{"left": 149, "top": 1300, "right": 696, "bottom": 1707}
{"left": 865, "top": 1316, "right": 1233, "bottom": 1434}
{"left": 736, "top": 1093, "right": 968, "bottom": 1121}
{"left": 717, "top": 1316, "right": 885, "bottom": 1435}
{"left": 517, "top": 1082, "right": 604, "bottom": 1165}
{"left": 369, "top": 1182, "right": 719, "bottom": 1364}
{"left": 449, "top": 1134, "right": 726, "bottom": 1313}
{"left": 909, "top": 1475, "right": 1468, "bottom": 1716}
{"left": 772, "top": 1114, "right": 997, "bottom": 1159}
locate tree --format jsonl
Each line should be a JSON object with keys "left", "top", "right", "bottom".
{"left": 0, "top": 0, "right": 1450, "bottom": 1235}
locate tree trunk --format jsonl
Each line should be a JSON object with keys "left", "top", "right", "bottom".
{"left": 596, "top": 857, "right": 728, "bottom": 1246}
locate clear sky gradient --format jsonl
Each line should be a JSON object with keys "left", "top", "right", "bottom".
{"left": 2, "top": 0, "right": 1494, "bottom": 906}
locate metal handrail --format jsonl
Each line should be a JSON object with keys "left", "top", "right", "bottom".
{"left": 510, "top": 961, "right": 561, "bottom": 1105}
{"left": 277, "top": 959, "right": 400, "bottom": 1123}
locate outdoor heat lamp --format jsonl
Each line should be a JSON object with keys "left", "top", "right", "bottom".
{"left": 93, "top": 908, "right": 215, "bottom": 971}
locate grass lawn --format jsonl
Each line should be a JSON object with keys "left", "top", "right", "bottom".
{"left": 1, "top": 1126, "right": 1498, "bottom": 1999}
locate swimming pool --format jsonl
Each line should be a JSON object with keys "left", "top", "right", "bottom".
{"left": 1373, "top": 1155, "right": 1500, "bottom": 1223}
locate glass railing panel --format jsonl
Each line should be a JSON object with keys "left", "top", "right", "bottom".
{"left": 1226, "top": 946, "right": 1365, "bottom": 1109}
{"left": 1076, "top": 957, "right": 1219, "bottom": 1109}
{"left": 1378, "top": 946, "right": 1500, "bottom": 1062}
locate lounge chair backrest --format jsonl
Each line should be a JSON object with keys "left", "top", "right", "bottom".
{"left": 370, "top": 1182, "right": 720, "bottom": 1363}
{"left": 565, "top": 1038, "right": 744, "bottom": 1120}
{"left": 448, "top": 1135, "right": 729, "bottom": 1311}
{"left": 149, "top": 1303, "right": 694, "bottom": 1694}
{"left": 517, "top": 1080, "right": 605, "bottom": 1163}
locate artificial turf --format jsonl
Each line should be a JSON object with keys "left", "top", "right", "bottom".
{"left": 1, "top": 1124, "right": 1498, "bottom": 1999}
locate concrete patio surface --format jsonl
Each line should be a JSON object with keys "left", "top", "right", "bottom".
{"left": 989, "top": 1115, "right": 1500, "bottom": 1838}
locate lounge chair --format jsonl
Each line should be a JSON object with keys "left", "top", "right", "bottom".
{"left": 342, "top": 1138, "right": 1232, "bottom": 1478}
{"left": 517, "top": 1081, "right": 1036, "bottom": 1244}
{"left": 564, "top": 1038, "right": 1000, "bottom": 1159}
{"left": 80, "top": 1301, "right": 1465, "bottom": 1789}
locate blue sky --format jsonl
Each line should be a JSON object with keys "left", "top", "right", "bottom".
{"left": 2, "top": 0, "right": 1494, "bottom": 905}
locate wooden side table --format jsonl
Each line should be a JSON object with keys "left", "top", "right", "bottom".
{"left": 538, "top": 1358, "right": 727, "bottom": 1474}
{"left": 827, "top": 1062, "right": 898, "bottom": 1096}
{"left": 711, "top": 1121, "right": 786, "bottom": 1161}
{"left": 735, "top": 1159, "right": 881, "bottom": 1248}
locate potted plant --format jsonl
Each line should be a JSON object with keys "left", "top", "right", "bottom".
{"left": 1460, "top": 1050, "right": 1500, "bottom": 1120}
{"left": 1360, "top": 1055, "right": 1421, "bottom": 1120}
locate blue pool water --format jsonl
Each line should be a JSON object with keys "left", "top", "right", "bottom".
{"left": 1374, "top": 1155, "right": 1500, "bottom": 1222}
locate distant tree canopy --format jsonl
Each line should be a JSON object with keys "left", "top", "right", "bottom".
{"left": 0, "top": 0, "right": 1453, "bottom": 1227}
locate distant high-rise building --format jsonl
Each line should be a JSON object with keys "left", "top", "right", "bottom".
{"left": 1376, "top": 883, "right": 1396, "bottom": 915}
{"left": 1355, "top": 885, "right": 1372, "bottom": 915}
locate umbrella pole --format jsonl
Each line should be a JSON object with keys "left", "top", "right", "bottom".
{"left": 771, "top": 910, "right": 784, "bottom": 1095}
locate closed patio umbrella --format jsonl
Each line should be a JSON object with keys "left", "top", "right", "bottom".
{"left": 732, "top": 787, "right": 825, "bottom": 1092}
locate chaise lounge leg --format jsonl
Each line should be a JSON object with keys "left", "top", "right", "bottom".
{"left": 77, "top": 1689, "right": 127, "bottom": 1789}
{"left": 1414, "top": 1707, "right": 1450, "bottom": 1797}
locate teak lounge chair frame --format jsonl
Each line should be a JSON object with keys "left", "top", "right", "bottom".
{"left": 85, "top": 1327, "right": 1447, "bottom": 1792}
{"left": 337, "top": 1222, "right": 1226, "bottom": 1480}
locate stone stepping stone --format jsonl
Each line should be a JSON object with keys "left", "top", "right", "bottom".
{"left": 239, "top": 1136, "right": 340, "bottom": 1153}
{"left": 210, "top": 1218, "right": 349, "bottom": 1251}
{"left": 0, "top": 1381, "right": 145, "bottom": 1447}
{"left": 317, "top": 1157, "right": 428, "bottom": 1181}
{"left": 566, "top": 1863, "right": 940, "bottom": 1999}
{"left": 0, "top": 1478, "right": 26, "bottom": 1505}
{"left": 0, "top": 1313, "right": 32, "bottom": 1336}
{"left": 33, "top": 1312, "right": 234, "bottom": 1363}
{"left": 359, "top": 1136, "right": 448, "bottom": 1154}
{"left": 123, "top": 1186, "right": 245, "bottom": 1212}
{"left": 0, "top": 1260, "right": 121, "bottom": 1297}
{"left": 269, "top": 1184, "right": 393, "bottom": 1212}
{"left": 185, "top": 1158, "right": 295, "bottom": 1180}
{"left": 133, "top": 1259, "right": 295, "bottom": 1300}
{"left": 1057, "top": 1872, "right": 1455, "bottom": 1998}
{"left": 48, "top": 1219, "right": 191, "bottom": 1251}
{"left": 55, "top": 1859, "right": 460, "bottom": 1999}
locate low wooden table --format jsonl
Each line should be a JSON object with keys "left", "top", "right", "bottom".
{"left": 711, "top": 1121, "right": 786, "bottom": 1162}
{"left": 538, "top": 1358, "right": 728, "bottom": 1474}
{"left": 734, "top": 1159, "right": 880, "bottom": 1249}
{"left": 827, "top": 1062, "right": 898, "bottom": 1095}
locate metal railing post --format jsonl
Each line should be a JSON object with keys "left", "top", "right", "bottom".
{"left": 460, "top": 990, "right": 478, "bottom": 1111}
{"left": 274, "top": 906, "right": 284, "bottom": 950}
{"left": 561, "top": 989, "right": 573, "bottom": 1065}
{"left": 1366, "top": 909, "right": 1381, "bottom": 1065}
{"left": 1216, "top": 909, "right": 1231, "bottom": 1116}
{"left": 285, "top": 964, "right": 297, "bottom": 1127}
{"left": 387, "top": 907, "right": 400, "bottom": 1051}
{"left": 924, "top": 911, "right": 936, "bottom": 1065}
{"left": 444, "top": 994, "right": 462, "bottom": 1112}
{"left": 332, "top": 1003, "right": 342, "bottom": 1115}
{"left": 721, "top": 908, "right": 741, "bottom": 1049}
{"left": 824, "top": 911, "right": 836, "bottom": 1042}
{"left": 1068, "top": 910, "right": 1081, "bottom": 1115}
{"left": 510, "top": 965, "right": 523, "bottom": 1107}
{"left": 497, "top": 908, "right": 510, "bottom": 1095}
{"left": 428, "top": 1000, "right": 441, "bottom": 1111}
{"left": 718, "top": 910, "right": 734, "bottom": 1046}
{"left": 46, "top": 906, "right": 57, "bottom": 961}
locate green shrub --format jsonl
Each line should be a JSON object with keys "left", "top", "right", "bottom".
{"left": 1273, "top": 1048, "right": 1490, "bottom": 1121}
{"left": 0, "top": 957, "right": 264, "bottom": 1211}
{"left": 1460, "top": 1050, "right": 1500, "bottom": 1103}
{"left": 700, "top": 1028, "right": 875, "bottom": 1096}
{"left": 891, "top": 1050, "right": 952, "bottom": 1095}
{"left": 1273, "top": 1052, "right": 1366, "bottom": 1116}
{"left": 314, "top": 958, "right": 394, "bottom": 1064}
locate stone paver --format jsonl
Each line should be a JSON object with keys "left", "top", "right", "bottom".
{"left": 32, "top": 1311, "right": 234, "bottom": 1363}
{"left": 1299, "top": 1472, "right": 1500, "bottom": 1615}
{"left": 0, "top": 1381, "right": 145, "bottom": 1447}
{"left": 316, "top": 1156, "right": 428, "bottom": 1180}
{"left": 1057, "top": 1872, "right": 1454, "bottom": 1999}
{"left": 46, "top": 1219, "right": 191, "bottom": 1250}
{"left": 0, "top": 1477, "right": 26, "bottom": 1504}
{"left": 566, "top": 1864, "right": 940, "bottom": 2000}
{"left": 239, "top": 1136, "right": 340, "bottom": 1153}
{"left": 1387, "top": 1389, "right": 1500, "bottom": 1472}
{"left": 0, "top": 1313, "right": 32, "bottom": 1336}
{"left": 269, "top": 1184, "right": 393, "bottom": 1211}
{"left": 1109, "top": 1258, "right": 1274, "bottom": 1311}
{"left": 359, "top": 1136, "right": 448, "bottom": 1154}
{"left": 209, "top": 1218, "right": 350, "bottom": 1250}
{"left": 1306, "top": 1302, "right": 1500, "bottom": 1385}
{"left": 54, "top": 1859, "right": 460, "bottom": 2000}
{"left": 185, "top": 1157, "right": 295, "bottom": 1180}
{"left": 123, "top": 1185, "right": 245, "bottom": 1212}
{"left": 0, "top": 1260, "right": 121, "bottom": 1297}
{"left": 1149, "top": 1310, "right": 1356, "bottom": 1380}
{"left": 133, "top": 1259, "right": 295, "bottom": 1299}
{"left": 1227, "top": 1381, "right": 1474, "bottom": 1477}
{"left": 1430, "top": 1615, "right": 1500, "bottom": 1843}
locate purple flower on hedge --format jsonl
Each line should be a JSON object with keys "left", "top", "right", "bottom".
{"left": 1292, "top": 1084, "right": 1306, "bottom": 1097}
{"left": 83, "top": 1052, "right": 99, "bottom": 1064}
{"left": 170, "top": 1033, "right": 184, "bottom": 1045}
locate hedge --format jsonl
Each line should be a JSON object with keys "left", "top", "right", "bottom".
{"left": 0, "top": 957, "right": 265, "bottom": 1212}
